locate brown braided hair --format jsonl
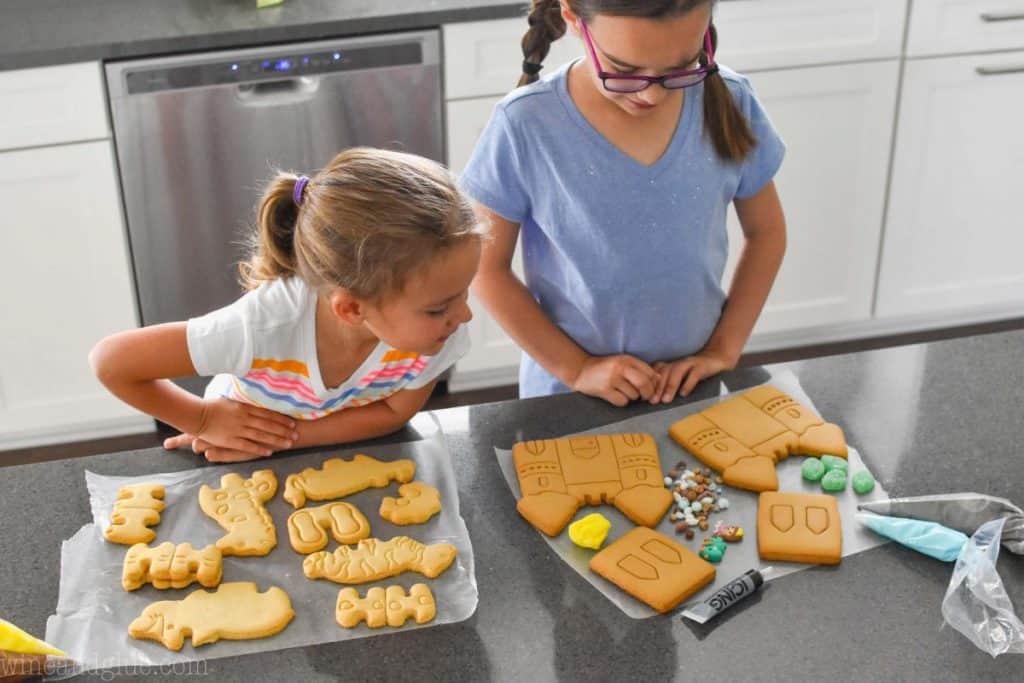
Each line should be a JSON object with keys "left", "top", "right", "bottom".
{"left": 518, "top": 0, "right": 755, "bottom": 162}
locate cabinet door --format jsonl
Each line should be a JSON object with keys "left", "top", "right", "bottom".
{"left": 447, "top": 97, "right": 524, "bottom": 388}
{"left": 908, "top": 0, "right": 1024, "bottom": 57}
{"left": 876, "top": 50, "right": 1024, "bottom": 318}
{"left": 723, "top": 60, "right": 899, "bottom": 334}
{"left": 0, "top": 142, "right": 145, "bottom": 448}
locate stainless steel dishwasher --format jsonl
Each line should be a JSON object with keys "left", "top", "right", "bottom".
{"left": 106, "top": 31, "right": 442, "bottom": 396}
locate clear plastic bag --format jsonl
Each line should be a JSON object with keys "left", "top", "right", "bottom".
{"left": 941, "top": 518, "right": 1024, "bottom": 656}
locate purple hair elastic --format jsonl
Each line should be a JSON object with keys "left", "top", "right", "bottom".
{"left": 293, "top": 175, "right": 310, "bottom": 206}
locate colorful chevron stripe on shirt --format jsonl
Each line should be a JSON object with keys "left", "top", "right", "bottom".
{"left": 218, "top": 350, "right": 428, "bottom": 420}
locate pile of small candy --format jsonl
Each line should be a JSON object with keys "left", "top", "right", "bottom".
{"left": 663, "top": 461, "right": 731, "bottom": 539}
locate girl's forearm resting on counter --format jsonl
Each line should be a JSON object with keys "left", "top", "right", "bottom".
{"left": 705, "top": 181, "right": 787, "bottom": 362}
{"left": 292, "top": 382, "right": 435, "bottom": 449}
{"left": 88, "top": 322, "right": 207, "bottom": 435}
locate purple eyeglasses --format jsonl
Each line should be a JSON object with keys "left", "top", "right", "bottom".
{"left": 580, "top": 20, "right": 718, "bottom": 93}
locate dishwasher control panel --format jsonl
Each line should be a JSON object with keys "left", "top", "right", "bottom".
{"left": 124, "top": 42, "right": 422, "bottom": 94}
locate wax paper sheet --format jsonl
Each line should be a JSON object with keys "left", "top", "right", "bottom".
{"left": 45, "top": 415, "right": 477, "bottom": 676}
{"left": 495, "top": 370, "right": 889, "bottom": 619}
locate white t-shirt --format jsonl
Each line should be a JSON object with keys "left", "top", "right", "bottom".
{"left": 186, "top": 277, "right": 469, "bottom": 420}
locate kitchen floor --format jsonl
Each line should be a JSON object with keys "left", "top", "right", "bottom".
{"left": 4, "top": 315, "right": 1021, "bottom": 468}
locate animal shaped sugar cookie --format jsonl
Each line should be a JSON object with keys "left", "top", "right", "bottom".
{"left": 669, "top": 385, "right": 848, "bottom": 492}
{"left": 513, "top": 433, "right": 673, "bottom": 536}
{"left": 335, "top": 584, "right": 436, "bottom": 629}
{"left": 757, "top": 491, "right": 842, "bottom": 565}
{"left": 590, "top": 527, "right": 716, "bottom": 613}
{"left": 198, "top": 470, "right": 277, "bottom": 556}
{"left": 122, "top": 542, "right": 223, "bottom": 591}
{"left": 104, "top": 483, "right": 165, "bottom": 545}
{"left": 303, "top": 536, "right": 457, "bottom": 584}
{"left": 284, "top": 455, "right": 416, "bottom": 508}
{"left": 128, "top": 582, "right": 294, "bottom": 651}
{"left": 379, "top": 482, "right": 441, "bottom": 525}
{"left": 287, "top": 502, "right": 371, "bottom": 554}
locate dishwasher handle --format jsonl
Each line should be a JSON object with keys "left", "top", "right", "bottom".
{"left": 235, "top": 76, "right": 320, "bottom": 106}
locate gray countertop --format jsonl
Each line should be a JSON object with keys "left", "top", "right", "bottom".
{"left": 2, "top": 329, "right": 1023, "bottom": 680}
{"left": 0, "top": 0, "right": 526, "bottom": 72}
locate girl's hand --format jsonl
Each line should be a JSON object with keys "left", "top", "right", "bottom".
{"left": 163, "top": 398, "right": 297, "bottom": 459}
{"left": 162, "top": 433, "right": 272, "bottom": 463}
{"left": 650, "top": 350, "right": 737, "bottom": 404}
{"left": 572, "top": 354, "right": 659, "bottom": 407}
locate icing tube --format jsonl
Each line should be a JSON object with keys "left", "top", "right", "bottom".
{"left": 680, "top": 569, "right": 765, "bottom": 624}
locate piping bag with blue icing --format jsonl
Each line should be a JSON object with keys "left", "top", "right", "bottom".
{"left": 858, "top": 493, "right": 1023, "bottom": 554}
{"left": 856, "top": 512, "right": 968, "bottom": 561}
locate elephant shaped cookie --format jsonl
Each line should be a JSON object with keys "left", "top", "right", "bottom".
{"left": 128, "top": 582, "right": 293, "bottom": 651}
{"left": 512, "top": 433, "right": 673, "bottom": 536}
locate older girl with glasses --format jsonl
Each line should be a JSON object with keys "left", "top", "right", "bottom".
{"left": 461, "top": 0, "right": 786, "bottom": 406}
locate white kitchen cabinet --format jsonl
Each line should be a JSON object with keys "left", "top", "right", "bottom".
{"left": 723, "top": 60, "right": 900, "bottom": 334}
{"left": 714, "top": 0, "right": 906, "bottom": 72}
{"left": 0, "top": 62, "right": 109, "bottom": 151}
{"left": 875, "top": 50, "right": 1024, "bottom": 318}
{"left": 0, "top": 142, "right": 149, "bottom": 449}
{"left": 447, "top": 96, "right": 525, "bottom": 390}
{"left": 907, "top": 0, "right": 1024, "bottom": 57}
{"left": 443, "top": 18, "right": 583, "bottom": 100}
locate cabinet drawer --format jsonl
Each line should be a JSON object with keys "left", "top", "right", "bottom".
{"left": 908, "top": 0, "right": 1024, "bottom": 57}
{"left": 0, "top": 62, "right": 109, "bottom": 151}
{"left": 443, "top": 18, "right": 584, "bottom": 99}
{"left": 714, "top": 0, "right": 907, "bottom": 71}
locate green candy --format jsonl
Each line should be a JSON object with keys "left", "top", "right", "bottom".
{"left": 852, "top": 470, "right": 875, "bottom": 494}
{"left": 821, "top": 469, "right": 847, "bottom": 492}
{"left": 699, "top": 545, "right": 725, "bottom": 563}
{"left": 802, "top": 458, "right": 825, "bottom": 482}
{"left": 709, "top": 536, "right": 727, "bottom": 551}
{"left": 820, "top": 455, "right": 849, "bottom": 473}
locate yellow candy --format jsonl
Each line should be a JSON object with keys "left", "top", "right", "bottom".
{"left": 0, "top": 617, "right": 66, "bottom": 657}
{"left": 568, "top": 513, "right": 612, "bottom": 550}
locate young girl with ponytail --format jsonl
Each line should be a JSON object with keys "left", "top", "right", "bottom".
{"left": 462, "top": 0, "right": 787, "bottom": 406}
{"left": 91, "top": 148, "right": 482, "bottom": 462}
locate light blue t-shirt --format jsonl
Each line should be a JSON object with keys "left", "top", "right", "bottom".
{"left": 459, "top": 61, "right": 785, "bottom": 398}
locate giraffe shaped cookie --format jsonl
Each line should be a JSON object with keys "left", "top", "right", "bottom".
{"left": 122, "top": 542, "right": 223, "bottom": 591}
{"left": 286, "top": 502, "right": 371, "bottom": 554}
{"left": 335, "top": 584, "right": 436, "bottom": 628}
{"left": 669, "top": 385, "right": 848, "bottom": 492}
{"left": 379, "top": 482, "right": 442, "bottom": 525}
{"left": 198, "top": 470, "right": 277, "bottom": 556}
{"left": 104, "top": 483, "right": 165, "bottom": 545}
{"left": 284, "top": 455, "right": 416, "bottom": 508}
{"left": 128, "top": 582, "right": 294, "bottom": 651}
{"left": 303, "top": 536, "right": 457, "bottom": 584}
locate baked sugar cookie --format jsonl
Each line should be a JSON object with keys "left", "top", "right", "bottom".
{"left": 303, "top": 536, "right": 456, "bottom": 584}
{"left": 128, "top": 582, "right": 293, "bottom": 651}
{"left": 379, "top": 482, "right": 441, "bottom": 525}
{"left": 335, "top": 584, "right": 436, "bottom": 628}
{"left": 287, "top": 502, "right": 371, "bottom": 554}
{"left": 104, "top": 483, "right": 165, "bottom": 545}
{"left": 284, "top": 455, "right": 415, "bottom": 508}
{"left": 198, "top": 470, "right": 277, "bottom": 556}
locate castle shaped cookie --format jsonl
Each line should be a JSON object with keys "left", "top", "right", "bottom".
{"left": 287, "top": 502, "right": 371, "bottom": 554}
{"left": 335, "top": 584, "right": 436, "bottom": 629}
{"left": 669, "top": 386, "right": 848, "bottom": 492}
{"left": 128, "top": 582, "right": 294, "bottom": 651}
{"left": 512, "top": 433, "right": 673, "bottom": 536}
{"left": 104, "top": 483, "right": 165, "bottom": 545}
{"left": 198, "top": 470, "right": 277, "bottom": 556}
{"left": 379, "top": 482, "right": 442, "bottom": 525}
{"left": 283, "top": 455, "right": 416, "bottom": 508}
{"left": 122, "top": 542, "right": 222, "bottom": 591}
{"left": 303, "top": 536, "right": 457, "bottom": 584}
